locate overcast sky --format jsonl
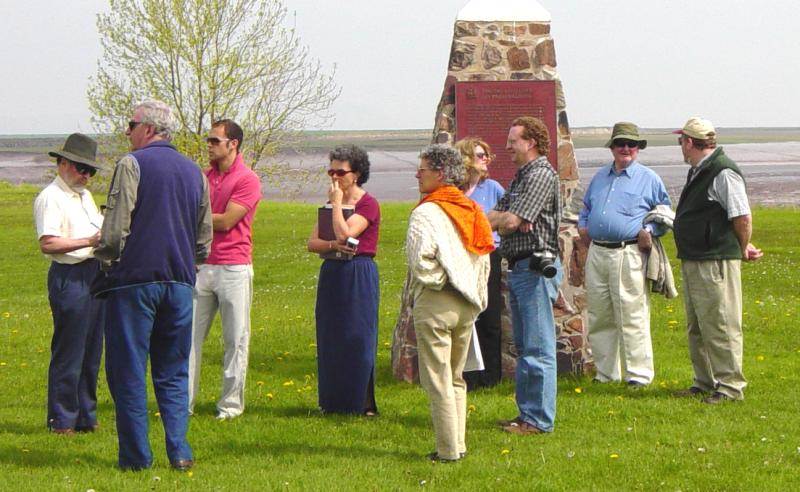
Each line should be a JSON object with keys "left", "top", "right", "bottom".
{"left": 2, "top": 0, "right": 799, "bottom": 134}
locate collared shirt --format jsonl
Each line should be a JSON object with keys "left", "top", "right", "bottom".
{"left": 494, "top": 156, "right": 561, "bottom": 258}
{"left": 689, "top": 149, "right": 751, "bottom": 219}
{"left": 206, "top": 153, "right": 262, "bottom": 264}
{"left": 33, "top": 175, "right": 103, "bottom": 264}
{"left": 578, "top": 161, "right": 671, "bottom": 242}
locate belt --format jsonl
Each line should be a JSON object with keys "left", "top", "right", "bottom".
{"left": 506, "top": 253, "right": 532, "bottom": 270}
{"left": 592, "top": 239, "right": 637, "bottom": 249}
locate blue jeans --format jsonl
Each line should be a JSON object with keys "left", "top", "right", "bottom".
{"left": 104, "top": 282, "right": 193, "bottom": 469}
{"left": 508, "top": 257, "right": 562, "bottom": 432}
{"left": 46, "top": 260, "right": 105, "bottom": 430}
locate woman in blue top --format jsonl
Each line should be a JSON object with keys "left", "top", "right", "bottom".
{"left": 455, "top": 137, "right": 505, "bottom": 389}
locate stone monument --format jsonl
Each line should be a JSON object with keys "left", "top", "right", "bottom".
{"left": 392, "top": 0, "right": 591, "bottom": 382}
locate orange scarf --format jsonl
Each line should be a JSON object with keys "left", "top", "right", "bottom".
{"left": 417, "top": 185, "right": 495, "bottom": 255}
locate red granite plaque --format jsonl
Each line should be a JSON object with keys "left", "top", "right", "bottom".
{"left": 455, "top": 81, "right": 557, "bottom": 187}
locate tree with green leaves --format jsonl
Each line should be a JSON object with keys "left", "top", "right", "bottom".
{"left": 88, "top": 0, "right": 340, "bottom": 170}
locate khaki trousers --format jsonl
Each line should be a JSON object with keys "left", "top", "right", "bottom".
{"left": 681, "top": 259, "right": 746, "bottom": 399}
{"left": 413, "top": 286, "right": 480, "bottom": 460}
{"left": 586, "top": 243, "right": 654, "bottom": 384}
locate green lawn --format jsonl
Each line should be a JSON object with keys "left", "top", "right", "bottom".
{"left": 0, "top": 181, "right": 798, "bottom": 490}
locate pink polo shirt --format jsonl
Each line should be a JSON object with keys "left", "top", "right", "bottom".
{"left": 205, "top": 153, "right": 262, "bottom": 264}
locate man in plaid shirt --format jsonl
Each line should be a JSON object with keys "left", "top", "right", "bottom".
{"left": 488, "top": 116, "right": 562, "bottom": 436}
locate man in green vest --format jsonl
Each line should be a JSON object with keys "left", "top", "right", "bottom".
{"left": 672, "top": 117, "right": 763, "bottom": 404}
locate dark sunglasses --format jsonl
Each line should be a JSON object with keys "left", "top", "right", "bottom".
{"left": 73, "top": 162, "right": 97, "bottom": 177}
{"left": 327, "top": 169, "right": 354, "bottom": 177}
{"left": 128, "top": 120, "right": 144, "bottom": 132}
{"left": 205, "top": 137, "right": 231, "bottom": 145}
{"left": 612, "top": 139, "right": 639, "bottom": 149}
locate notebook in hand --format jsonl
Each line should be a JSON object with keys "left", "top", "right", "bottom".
{"left": 318, "top": 204, "right": 354, "bottom": 260}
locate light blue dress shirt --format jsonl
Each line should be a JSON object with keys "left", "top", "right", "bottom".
{"left": 578, "top": 161, "right": 671, "bottom": 242}
{"left": 467, "top": 178, "right": 504, "bottom": 247}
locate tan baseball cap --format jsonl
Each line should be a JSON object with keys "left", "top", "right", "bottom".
{"left": 673, "top": 117, "right": 716, "bottom": 140}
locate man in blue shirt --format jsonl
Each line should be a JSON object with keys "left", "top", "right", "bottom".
{"left": 95, "top": 100, "right": 212, "bottom": 471}
{"left": 578, "top": 122, "right": 670, "bottom": 388}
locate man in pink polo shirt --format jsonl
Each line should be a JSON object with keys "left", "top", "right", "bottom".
{"left": 188, "top": 119, "right": 262, "bottom": 419}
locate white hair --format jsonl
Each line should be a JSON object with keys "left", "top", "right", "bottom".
{"left": 135, "top": 99, "right": 177, "bottom": 139}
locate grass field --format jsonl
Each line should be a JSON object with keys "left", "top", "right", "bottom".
{"left": 1, "top": 181, "right": 798, "bottom": 490}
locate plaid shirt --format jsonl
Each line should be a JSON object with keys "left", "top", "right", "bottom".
{"left": 494, "top": 156, "right": 561, "bottom": 259}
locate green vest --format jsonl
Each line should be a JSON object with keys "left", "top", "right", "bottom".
{"left": 674, "top": 147, "right": 744, "bottom": 260}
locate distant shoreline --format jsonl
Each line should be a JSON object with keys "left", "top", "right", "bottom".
{"left": 3, "top": 127, "right": 800, "bottom": 154}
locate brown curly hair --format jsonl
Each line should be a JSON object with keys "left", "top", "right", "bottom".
{"left": 511, "top": 116, "right": 550, "bottom": 157}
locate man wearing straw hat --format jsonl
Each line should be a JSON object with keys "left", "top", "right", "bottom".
{"left": 33, "top": 133, "right": 105, "bottom": 435}
{"left": 578, "top": 122, "right": 671, "bottom": 388}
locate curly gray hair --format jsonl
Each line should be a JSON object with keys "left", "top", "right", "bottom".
{"left": 135, "top": 99, "right": 177, "bottom": 140}
{"left": 419, "top": 144, "right": 465, "bottom": 188}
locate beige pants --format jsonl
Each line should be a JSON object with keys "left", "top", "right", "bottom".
{"left": 586, "top": 243, "right": 653, "bottom": 384}
{"left": 681, "top": 259, "right": 746, "bottom": 399}
{"left": 413, "top": 286, "right": 480, "bottom": 460}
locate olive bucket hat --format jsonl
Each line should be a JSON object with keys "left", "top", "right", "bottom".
{"left": 604, "top": 122, "right": 648, "bottom": 150}
{"left": 48, "top": 133, "right": 100, "bottom": 169}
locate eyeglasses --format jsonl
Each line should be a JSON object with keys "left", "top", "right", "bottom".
{"left": 475, "top": 152, "right": 491, "bottom": 160}
{"left": 205, "top": 137, "right": 231, "bottom": 145}
{"left": 612, "top": 139, "right": 639, "bottom": 149}
{"left": 128, "top": 120, "right": 144, "bottom": 132}
{"left": 327, "top": 169, "right": 354, "bottom": 177}
{"left": 73, "top": 162, "right": 97, "bottom": 177}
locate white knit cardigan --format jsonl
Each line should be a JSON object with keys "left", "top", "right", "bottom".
{"left": 406, "top": 202, "right": 490, "bottom": 311}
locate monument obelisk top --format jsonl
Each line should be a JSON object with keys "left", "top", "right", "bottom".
{"left": 457, "top": 0, "right": 551, "bottom": 22}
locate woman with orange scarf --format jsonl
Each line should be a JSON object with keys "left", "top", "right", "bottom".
{"left": 406, "top": 144, "right": 493, "bottom": 463}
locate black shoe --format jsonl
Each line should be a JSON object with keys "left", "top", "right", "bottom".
{"left": 426, "top": 452, "right": 461, "bottom": 463}
{"left": 170, "top": 459, "right": 194, "bottom": 471}
{"left": 627, "top": 381, "right": 647, "bottom": 389}
{"left": 703, "top": 392, "right": 736, "bottom": 405}
{"left": 672, "top": 387, "right": 706, "bottom": 398}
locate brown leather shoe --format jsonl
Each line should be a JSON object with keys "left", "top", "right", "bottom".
{"left": 672, "top": 387, "right": 706, "bottom": 398}
{"left": 502, "top": 421, "right": 545, "bottom": 436}
{"left": 51, "top": 428, "right": 75, "bottom": 436}
{"left": 170, "top": 459, "right": 194, "bottom": 471}
{"left": 497, "top": 416, "right": 524, "bottom": 427}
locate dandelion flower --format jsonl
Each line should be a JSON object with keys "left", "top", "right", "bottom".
{"left": 256, "top": 381, "right": 265, "bottom": 386}
{"left": 267, "top": 393, "right": 274, "bottom": 399}
{"left": 501, "top": 449, "right": 510, "bottom": 455}
{"left": 609, "top": 453, "right": 619, "bottom": 459}
{"left": 756, "top": 355, "right": 765, "bottom": 361}
{"left": 2, "top": 312, "right": 10, "bottom": 318}
{"left": 574, "top": 387, "right": 582, "bottom": 394}
{"left": 282, "top": 380, "right": 294, "bottom": 387}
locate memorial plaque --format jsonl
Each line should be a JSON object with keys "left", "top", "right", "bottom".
{"left": 455, "top": 81, "right": 557, "bottom": 187}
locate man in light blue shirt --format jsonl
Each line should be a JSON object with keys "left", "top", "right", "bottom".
{"left": 578, "top": 122, "right": 671, "bottom": 387}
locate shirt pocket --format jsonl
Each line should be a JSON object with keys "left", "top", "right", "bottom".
{"left": 616, "top": 191, "right": 645, "bottom": 217}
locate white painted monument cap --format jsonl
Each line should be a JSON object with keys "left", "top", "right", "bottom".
{"left": 457, "top": 0, "right": 552, "bottom": 22}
